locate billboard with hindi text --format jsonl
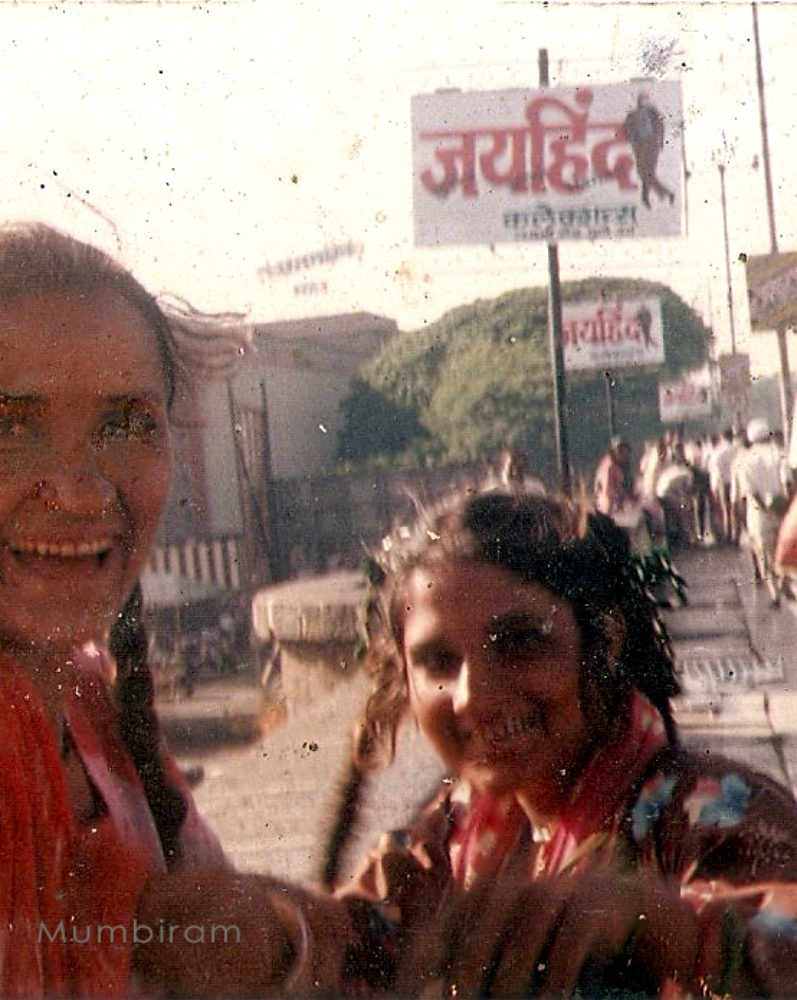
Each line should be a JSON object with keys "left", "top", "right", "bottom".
{"left": 412, "top": 81, "right": 683, "bottom": 247}
{"left": 659, "top": 370, "right": 713, "bottom": 423}
{"left": 562, "top": 297, "right": 664, "bottom": 372}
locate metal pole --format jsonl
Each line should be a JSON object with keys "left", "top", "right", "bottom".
{"left": 604, "top": 370, "right": 617, "bottom": 439}
{"left": 753, "top": 3, "right": 777, "bottom": 256}
{"left": 539, "top": 48, "right": 571, "bottom": 495}
{"left": 718, "top": 164, "right": 736, "bottom": 355}
{"left": 752, "top": 2, "right": 792, "bottom": 438}
{"left": 259, "top": 380, "right": 277, "bottom": 581}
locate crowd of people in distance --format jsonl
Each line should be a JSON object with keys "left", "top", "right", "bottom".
{"left": 594, "top": 422, "right": 794, "bottom": 608}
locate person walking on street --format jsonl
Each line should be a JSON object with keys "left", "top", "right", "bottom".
{"left": 655, "top": 442, "right": 694, "bottom": 551}
{"left": 738, "top": 418, "right": 790, "bottom": 607}
{"left": 496, "top": 448, "right": 545, "bottom": 496}
{"left": 708, "top": 427, "right": 737, "bottom": 544}
{"left": 684, "top": 436, "right": 712, "bottom": 545}
{"left": 594, "top": 436, "right": 637, "bottom": 518}
{"left": 729, "top": 428, "right": 750, "bottom": 550}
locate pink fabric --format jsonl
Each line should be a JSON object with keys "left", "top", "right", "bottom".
{"left": 449, "top": 692, "right": 668, "bottom": 886}
{"left": 539, "top": 691, "right": 667, "bottom": 875}
{"left": 450, "top": 791, "right": 526, "bottom": 888}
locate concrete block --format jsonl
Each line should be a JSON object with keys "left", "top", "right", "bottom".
{"left": 251, "top": 596, "right": 272, "bottom": 641}
{"left": 301, "top": 602, "right": 360, "bottom": 643}
{"left": 280, "top": 640, "right": 360, "bottom": 711}
{"left": 269, "top": 601, "right": 304, "bottom": 642}
{"left": 252, "top": 571, "right": 367, "bottom": 642}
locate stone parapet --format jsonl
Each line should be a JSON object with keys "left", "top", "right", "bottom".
{"left": 252, "top": 571, "right": 368, "bottom": 712}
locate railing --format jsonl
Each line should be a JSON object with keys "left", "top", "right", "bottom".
{"left": 148, "top": 536, "right": 244, "bottom": 590}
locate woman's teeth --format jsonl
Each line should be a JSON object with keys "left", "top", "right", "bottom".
{"left": 12, "top": 538, "right": 112, "bottom": 558}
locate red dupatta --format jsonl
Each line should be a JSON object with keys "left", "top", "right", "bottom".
{"left": 0, "top": 652, "right": 165, "bottom": 997}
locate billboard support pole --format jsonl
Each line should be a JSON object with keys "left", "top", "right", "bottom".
{"left": 539, "top": 48, "right": 571, "bottom": 496}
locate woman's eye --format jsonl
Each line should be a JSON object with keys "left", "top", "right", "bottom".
{"left": 0, "top": 415, "right": 36, "bottom": 441}
{"left": 98, "top": 407, "right": 160, "bottom": 444}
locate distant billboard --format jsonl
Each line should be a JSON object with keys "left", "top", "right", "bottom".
{"left": 562, "top": 297, "right": 664, "bottom": 372}
{"left": 256, "top": 240, "right": 364, "bottom": 299}
{"left": 412, "top": 80, "right": 683, "bottom": 246}
{"left": 718, "top": 352, "right": 751, "bottom": 393}
{"left": 659, "top": 370, "right": 713, "bottom": 423}
{"left": 745, "top": 251, "right": 797, "bottom": 331}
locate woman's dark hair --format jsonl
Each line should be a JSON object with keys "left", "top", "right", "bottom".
{"left": 109, "top": 587, "right": 187, "bottom": 863}
{"left": 0, "top": 223, "right": 177, "bottom": 406}
{"left": 359, "top": 489, "right": 680, "bottom": 770}
{"left": 0, "top": 222, "right": 242, "bottom": 864}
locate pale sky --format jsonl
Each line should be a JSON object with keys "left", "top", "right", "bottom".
{"left": 4, "top": 0, "right": 796, "bottom": 373}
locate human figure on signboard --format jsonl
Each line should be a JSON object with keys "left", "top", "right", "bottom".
{"left": 635, "top": 302, "right": 655, "bottom": 348}
{"left": 624, "top": 94, "right": 675, "bottom": 210}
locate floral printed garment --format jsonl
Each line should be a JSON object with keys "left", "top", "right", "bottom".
{"left": 340, "top": 701, "right": 797, "bottom": 996}
{"left": 631, "top": 750, "right": 797, "bottom": 995}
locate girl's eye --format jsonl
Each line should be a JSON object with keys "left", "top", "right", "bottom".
{"left": 489, "top": 627, "right": 544, "bottom": 660}
{"left": 412, "top": 646, "right": 460, "bottom": 678}
{"left": 98, "top": 407, "right": 160, "bottom": 445}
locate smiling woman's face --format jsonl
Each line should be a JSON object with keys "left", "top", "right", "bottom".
{"left": 403, "top": 557, "right": 593, "bottom": 818}
{"left": 0, "top": 290, "right": 173, "bottom": 657}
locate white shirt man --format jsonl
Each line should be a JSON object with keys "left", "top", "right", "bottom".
{"left": 708, "top": 430, "right": 737, "bottom": 543}
{"left": 738, "top": 419, "right": 789, "bottom": 606}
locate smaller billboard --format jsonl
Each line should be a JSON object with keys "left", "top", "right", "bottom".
{"left": 659, "top": 369, "right": 713, "bottom": 423}
{"left": 718, "top": 352, "right": 751, "bottom": 393}
{"left": 562, "top": 297, "right": 664, "bottom": 372}
{"left": 745, "top": 251, "right": 797, "bottom": 331}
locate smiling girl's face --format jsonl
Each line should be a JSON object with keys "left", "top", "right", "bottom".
{"left": 402, "top": 557, "right": 593, "bottom": 820}
{"left": 0, "top": 290, "right": 172, "bottom": 658}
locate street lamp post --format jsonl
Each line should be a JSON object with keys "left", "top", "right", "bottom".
{"left": 718, "top": 163, "right": 736, "bottom": 356}
{"left": 752, "top": 2, "right": 792, "bottom": 440}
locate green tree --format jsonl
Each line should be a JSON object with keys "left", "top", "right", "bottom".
{"left": 337, "top": 377, "right": 428, "bottom": 464}
{"left": 337, "top": 278, "right": 711, "bottom": 481}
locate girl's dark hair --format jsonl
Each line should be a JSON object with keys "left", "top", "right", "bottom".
{"left": 0, "top": 223, "right": 199, "bottom": 862}
{"left": 359, "top": 489, "right": 680, "bottom": 771}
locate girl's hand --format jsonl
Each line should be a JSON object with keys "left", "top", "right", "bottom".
{"left": 436, "top": 871, "right": 699, "bottom": 998}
